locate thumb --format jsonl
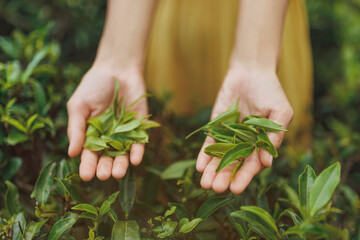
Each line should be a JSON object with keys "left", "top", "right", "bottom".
{"left": 67, "top": 98, "right": 90, "bottom": 157}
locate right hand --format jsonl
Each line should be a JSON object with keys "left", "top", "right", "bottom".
{"left": 67, "top": 64, "right": 148, "bottom": 181}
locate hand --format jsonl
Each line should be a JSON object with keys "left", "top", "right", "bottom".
{"left": 67, "top": 64, "right": 147, "bottom": 181}
{"left": 196, "top": 66, "right": 293, "bottom": 194}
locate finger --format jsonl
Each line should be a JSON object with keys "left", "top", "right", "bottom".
{"left": 67, "top": 99, "right": 90, "bottom": 157}
{"left": 200, "top": 158, "right": 220, "bottom": 189}
{"left": 212, "top": 161, "right": 239, "bottom": 193}
{"left": 196, "top": 136, "right": 216, "bottom": 172}
{"left": 230, "top": 152, "right": 263, "bottom": 194}
{"left": 260, "top": 108, "right": 293, "bottom": 167}
{"left": 79, "top": 149, "right": 98, "bottom": 181}
{"left": 130, "top": 143, "right": 144, "bottom": 166}
{"left": 96, "top": 155, "right": 113, "bottom": 181}
{"left": 112, "top": 154, "right": 129, "bottom": 179}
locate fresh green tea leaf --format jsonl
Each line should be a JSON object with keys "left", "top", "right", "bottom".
{"left": 111, "top": 221, "right": 141, "bottom": 240}
{"left": 309, "top": 162, "right": 341, "bottom": 216}
{"left": 48, "top": 216, "right": 77, "bottom": 240}
{"left": 243, "top": 116, "right": 286, "bottom": 132}
{"left": 216, "top": 142, "right": 253, "bottom": 172}
{"left": 23, "top": 219, "right": 48, "bottom": 240}
{"left": 72, "top": 204, "right": 98, "bottom": 216}
{"left": 298, "top": 165, "right": 316, "bottom": 215}
{"left": 83, "top": 136, "right": 107, "bottom": 151}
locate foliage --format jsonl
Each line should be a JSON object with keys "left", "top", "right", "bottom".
{"left": 0, "top": 0, "right": 359, "bottom": 239}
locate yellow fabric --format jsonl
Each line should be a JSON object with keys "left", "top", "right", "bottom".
{"left": 145, "top": 0, "right": 313, "bottom": 147}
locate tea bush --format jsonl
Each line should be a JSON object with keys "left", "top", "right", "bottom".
{"left": 0, "top": 0, "right": 359, "bottom": 239}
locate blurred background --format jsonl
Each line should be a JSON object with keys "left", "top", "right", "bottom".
{"left": 0, "top": 0, "right": 359, "bottom": 239}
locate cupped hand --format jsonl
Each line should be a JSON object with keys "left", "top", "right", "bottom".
{"left": 197, "top": 66, "right": 293, "bottom": 194}
{"left": 67, "top": 65, "right": 147, "bottom": 181}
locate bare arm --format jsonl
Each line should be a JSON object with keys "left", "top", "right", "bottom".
{"left": 67, "top": 0, "right": 158, "bottom": 181}
{"left": 198, "top": 0, "right": 293, "bottom": 194}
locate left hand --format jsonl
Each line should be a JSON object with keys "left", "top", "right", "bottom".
{"left": 196, "top": 65, "right": 293, "bottom": 194}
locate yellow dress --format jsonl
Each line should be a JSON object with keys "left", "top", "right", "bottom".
{"left": 145, "top": 0, "right": 313, "bottom": 148}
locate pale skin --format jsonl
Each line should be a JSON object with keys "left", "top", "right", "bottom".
{"left": 67, "top": 0, "right": 293, "bottom": 195}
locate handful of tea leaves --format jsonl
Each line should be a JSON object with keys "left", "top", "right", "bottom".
{"left": 83, "top": 81, "right": 160, "bottom": 157}
{"left": 186, "top": 102, "right": 287, "bottom": 172}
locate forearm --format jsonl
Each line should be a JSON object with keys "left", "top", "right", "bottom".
{"left": 230, "top": 0, "right": 288, "bottom": 71}
{"left": 94, "top": 0, "right": 158, "bottom": 70}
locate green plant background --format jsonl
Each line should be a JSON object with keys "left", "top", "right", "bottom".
{"left": 0, "top": 0, "right": 359, "bottom": 239}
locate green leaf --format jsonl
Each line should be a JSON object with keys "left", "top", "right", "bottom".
{"left": 283, "top": 184, "right": 301, "bottom": 211}
{"left": 231, "top": 209, "right": 278, "bottom": 240}
{"left": 186, "top": 101, "right": 239, "bottom": 139}
{"left": 48, "top": 216, "right": 77, "bottom": 240}
{"left": 32, "top": 161, "right": 56, "bottom": 206}
{"left": 298, "top": 165, "right": 316, "bottom": 215}
{"left": 248, "top": 222, "right": 277, "bottom": 240}
{"left": 243, "top": 116, "right": 286, "bottom": 132}
{"left": 309, "top": 162, "right": 341, "bottom": 216}
{"left": 23, "top": 219, "right": 48, "bottom": 240}
{"left": 5, "top": 181, "right": 21, "bottom": 215}
{"left": 102, "top": 150, "right": 127, "bottom": 157}
{"left": 78, "top": 212, "right": 97, "bottom": 221}
{"left": 114, "top": 117, "right": 145, "bottom": 133}
{"left": 196, "top": 196, "right": 232, "bottom": 219}
{"left": 168, "top": 203, "right": 190, "bottom": 219}
{"left": 157, "top": 221, "right": 177, "bottom": 238}
{"left": 284, "top": 209, "right": 303, "bottom": 226}
{"left": 238, "top": 206, "right": 278, "bottom": 235}
{"left": 256, "top": 129, "right": 278, "bottom": 157}
{"left": 107, "top": 209, "right": 118, "bottom": 223}
{"left": 5, "top": 61, "right": 21, "bottom": 83}
{"left": 83, "top": 136, "right": 107, "bottom": 151}
{"left": 222, "top": 123, "right": 258, "bottom": 143}
{"left": 33, "top": 81, "right": 47, "bottom": 116}
{"left": 2, "top": 116, "right": 27, "bottom": 133}
{"left": 119, "top": 171, "right": 136, "bottom": 218}
{"left": 21, "top": 47, "right": 49, "bottom": 83}
{"left": 2, "top": 157, "right": 22, "bottom": 180}
{"left": 216, "top": 143, "right": 253, "bottom": 172}
{"left": 204, "top": 143, "right": 237, "bottom": 158}
{"left": 139, "top": 120, "right": 160, "bottom": 130}
{"left": 179, "top": 218, "right": 202, "bottom": 233}
{"left": 12, "top": 212, "right": 26, "bottom": 240}
{"left": 72, "top": 204, "right": 98, "bottom": 216}
{"left": 26, "top": 114, "right": 39, "bottom": 130}
{"left": 161, "top": 160, "right": 196, "bottom": 180}
{"left": 111, "top": 221, "right": 141, "bottom": 240}
{"left": 6, "top": 132, "right": 29, "bottom": 145}
{"left": 100, "top": 191, "right": 120, "bottom": 217}
{"left": 113, "top": 79, "right": 120, "bottom": 119}
{"left": 87, "top": 118, "right": 103, "bottom": 134}
{"left": 54, "top": 178, "right": 83, "bottom": 203}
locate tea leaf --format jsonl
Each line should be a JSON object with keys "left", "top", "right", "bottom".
{"left": 72, "top": 204, "right": 98, "bottom": 216}
{"left": 204, "top": 143, "right": 236, "bottom": 158}
{"left": 216, "top": 143, "right": 253, "bottom": 172}
{"left": 12, "top": 212, "right": 26, "bottom": 240}
{"left": 83, "top": 136, "right": 107, "bottom": 151}
{"left": 222, "top": 123, "right": 257, "bottom": 143}
{"left": 102, "top": 150, "right": 127, "bottom": 157}
{"left": 309, "top": 162, "right": 341, "bottom": 216}
{"left": 111, "top": 221, "right": 141, "bottom": 240}
{"left": 186, "top": 101, "right": 239, "bottom": 139}
{"left": 179, "top": 218, "right": 202, "bottom": 233}
{"left": 114, "top": 117, "right": 145, "bottom": 133}
{"left": 298, "top": 165, "right": 316, "bottom": 215}
{"left": 161, "top": 160, "right": 196, "bottom": 180}
{"left": 79, "top": 212, "right": 97, "bottom": 221}
{"left": 48, "top": 216, "right": 77, "bottom": 240}
{"left": 23, "top": 219, "right": 48, "bottom": 240}
{"left": 100, "top": 191, "right": 120, "bottom": 217}
{"left": 2, "top": 116, "right": 27, "bottom": 133}
{"left": 243, "top": 116, "right": 286, "bottom": 132}
{"left": 32, "top": 161, "right": 56, "bottom": 206}
{"left": 157, "top": 221, "right": 177, "bottom": 238}
{"left": 139, "top": 120, "right": 161, "bottom": 130}
{"left": 5, "top": 180, "right": 21, "bottom": 215}
{"left": 256, "top": 129, "right": 278, "bottom": 157}
{"left": 119, "top": 172, "right": 135, "bottom": 218}
{"left": 196, "top": 196, "right": 232, "bottom": 219}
